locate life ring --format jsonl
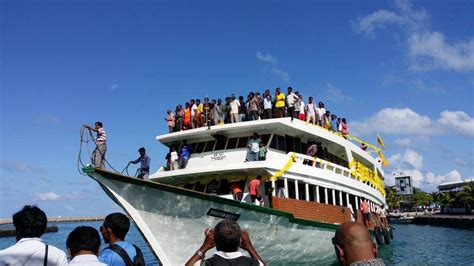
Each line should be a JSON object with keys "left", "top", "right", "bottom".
{"left": 382, "top": 227, "right": 391, "bottom": 244}
{"left": 374, "top": 226, "right": 383, "bottom": 245}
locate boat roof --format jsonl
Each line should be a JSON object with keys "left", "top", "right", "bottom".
{"left": 438, "top": 178, "right": 474, "bottom": 191}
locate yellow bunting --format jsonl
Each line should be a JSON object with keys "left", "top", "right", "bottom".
{"left": 377, "top": 151, "right": 389, "bottom": 167}
{"left": 377, "top": 133, "right": 385, "bottom": 150}
{"left": 269, "top": 153, "right": 297, "bottom": 181}
{"left": 349, "top": 158, "right": 386, "bottom": 197}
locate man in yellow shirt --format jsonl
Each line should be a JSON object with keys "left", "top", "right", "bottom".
{"left": 274, "top": 87, "right": 286, "bottom": 118}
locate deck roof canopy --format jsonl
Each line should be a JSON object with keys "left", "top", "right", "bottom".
{"left": 438, "top": 179, "right": 474, "bottom": 191}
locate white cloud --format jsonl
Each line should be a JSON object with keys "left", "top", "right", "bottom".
{"left": 352, "top": 0, "right": 428, "bottom": 37}
{"left": 256, "top": 51, "right": 290, "bottom": 82}
{"left": 408, "top": 32, "right": 474, "bottom": 72}
{"left": 394, "top": 137, "right": 412, "bottom": 147}
{"left": 323, "top": 82, "right": 352, "bottom": 103}
{"left": 353, "top": 0, "right": 474, "bottom": 72}
{"left": 388, "top": 149, "right": 423, "bottom": 170}
{"left": 35, "top": 192, "right": 60, "bottom": 201}
{"left": 33, "top": 114, "right": 60, "bottom": 126}
{"left": 437, "top": 111, "right": 474, "bottom": 137}
{"left": 351, "top": 107, "right": 474, "bottom": 137}
{"left": 387, "top": 168, "right": 468, "bottom": 191}
{"left": 1, "top": 161, "right": 47, "bottom": 174}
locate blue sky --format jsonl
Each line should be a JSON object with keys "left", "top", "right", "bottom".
{"left": 1, "top": 0, "right": 473, "bottom": 218}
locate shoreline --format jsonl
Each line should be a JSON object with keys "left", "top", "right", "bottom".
{"left": 0, "top": 216, "right": 105, "bottom": 225}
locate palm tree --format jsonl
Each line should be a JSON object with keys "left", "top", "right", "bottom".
{"left": 457, "top": 182, "right": 474, "bottom": 213}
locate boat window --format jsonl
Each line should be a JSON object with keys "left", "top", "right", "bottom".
{"left": 318, "top": 186, "right": 326, "bottom": 204}
{"left": 194, "top": 182, "right": 206, "bottom": 192}
{"left": 226, "top": 138, "right": 238, "bottom": 150}
{"left": 287, "top": 180, "right": 296, "bottom": 199}
{"left": 276, "top": 135, "right": 286, "bottom": 151}
{"left": 184, "top": 183, "right": 194, "bottom": 190}
{"left": 204, "top": 140, "right": 216, "bottom": 152}
{"left": 298, "top": 182, "right": 306, "bottom": 201}
{"left": 260, "top": 134, "right": 271, "bottom": 146}
{"left": 269, "top": 135, "right": 277, "bottom": 149}
{"left": 214, "top": 138, "right": 227, "bottom": 151}
{"left": 217, "top": 179, "right": 229, "bottom": 194}
{"left": 327, "top": 189, "right": 334, "bottom": 205}
{"left": 308, "top": 184, "right": 315, "bottom": 201}
{"left": 194, "top": 142, "right": 205, "bottom": 153}
{"left": 294, "top": 138, "right": 302, "bottom": 153}
{"left": 237, "top": 136, "right": 249, "bottom": 148}
{"left": 285, "top": 135, "right": 295, "bottom": 153}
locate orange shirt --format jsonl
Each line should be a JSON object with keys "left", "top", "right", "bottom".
{"left": 231, "top": 183, "right": 242, "bottom": 194}
{"left": 248, "top": 179, "right": 261, "bottom": 196}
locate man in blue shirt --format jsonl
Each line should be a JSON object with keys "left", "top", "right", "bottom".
{"left": 330, "top": 114, "right": 338, "bottom": 132}
{"left": 128, "top": 147, "right": 151, "bottom": 180}
{"left": 99, "top": 213, "right": 144, "bottom": 266}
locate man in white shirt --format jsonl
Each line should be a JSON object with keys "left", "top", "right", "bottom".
{"left": 190, "top": 99, "right": 198, "bottom": 128}
{"left": 315, "top": 101, "right": 326, "bottom": 127}
{"left": 0, "top": 205, "right": 68, "bottom": 266}
{"left": 262, "top": 89, "right": 273, "bottom": 119}
{"left": 229, "top": 95, "right": 241, "bottom": 123}
{"left": 306, "top": 97, "right": 317, "bottom": 125}
{"left": 67, "top": 226, "right": 106, "bottom": 266}
{"left": 286, "top": 87, "right": 299, "bottom": 119}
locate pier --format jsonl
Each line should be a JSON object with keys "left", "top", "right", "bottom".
{"left": 0, "top": 216, "right": 105, "bottom": 225}
{"left": 412, "top": 214, "right": 474, "bottom": 229}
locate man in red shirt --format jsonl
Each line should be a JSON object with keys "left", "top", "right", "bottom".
{"left": 248, "top": 175, "right": 262, "bottom": 203}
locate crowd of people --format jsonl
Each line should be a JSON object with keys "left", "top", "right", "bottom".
{"left": 165, "top": 87, "right": 350, "bottom": 138}
{"left": 0, "top": 206, "right": 145, "bottom": 266}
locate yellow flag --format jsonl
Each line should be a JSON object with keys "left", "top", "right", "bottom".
{"left": 377, "top": 133, "right": 385, "bottom": 150}
{"left": 378, "top": 151, "right": 388, "bottom": 167}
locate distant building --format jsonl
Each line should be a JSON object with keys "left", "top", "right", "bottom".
{"left": 438, "top": 179, "right": 474, "bottom": 192}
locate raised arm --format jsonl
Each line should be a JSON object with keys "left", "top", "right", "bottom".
{"left": 185, "top": 228, "right": 215, "bottom": 266}
{"left": 240, "top": 230, "right": 266, "bottom": 266}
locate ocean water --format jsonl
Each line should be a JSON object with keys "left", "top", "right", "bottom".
{"left": 1, "top": 222, "right": 473, "bottom": 265}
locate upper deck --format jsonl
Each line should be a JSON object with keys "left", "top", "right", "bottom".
{"left": 156, "top": 117, "right": 384, "bottom": 179}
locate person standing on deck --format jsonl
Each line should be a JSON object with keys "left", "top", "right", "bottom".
{"left": 99, "top": 213, "right": 145, "bottom": 266}
{"left": 231, "top": 183, "right": 243, "bottom": 201}
{"left": 286, "top": 87, "right": 299, "bottom": 119}
{"left": 262, "top": 89, "right": 273, "bottom": 119}
{"left": 248, "top": 175, "right": 262, "bottom": 203}
{"left": 128, "top": 147, "right": 151, "bottom": 180}
{"left": 85, "top": 121, "right": 107, "bottom": 169}
{"left": 361, "top": 199, "right": 371, "bottom": 228}
{"left": 274, "top": 87, "right": 286, "bottom": 118}
{"left": 306, "top": 97, "right": 316, "bottom": 125}
{"left": 316, "top": 102, "right": 326, "bottom": 127}
{"left": 246, "top": 132, "right": 261, "bottom": 162}
{"left": 229, "top": 95, "right": 241, "bottom": 123}
{"left": 165, "top": 109, "right": 176, "bottom": 133}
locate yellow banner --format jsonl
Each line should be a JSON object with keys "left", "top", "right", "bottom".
{"left": 270, "top": 153, "right": 297, "bottom": 181}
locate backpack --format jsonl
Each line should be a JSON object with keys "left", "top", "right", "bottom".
{"left": 106, "top": 244, "right": 145, "bottom": 266}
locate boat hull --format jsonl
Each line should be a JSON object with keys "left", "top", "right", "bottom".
{"left": 88, "top": 168, "right": 337, "bottom": 265}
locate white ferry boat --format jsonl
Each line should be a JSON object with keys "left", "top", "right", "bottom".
{"left": 83, "top": 117, "right": 387, "bottom": 265}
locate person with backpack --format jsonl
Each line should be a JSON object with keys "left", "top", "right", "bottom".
{"left": 99, "top": 213, "right": 145, "bottom": 266}
{"left": 185, "top": 219, "right": 265, "bottom": 266}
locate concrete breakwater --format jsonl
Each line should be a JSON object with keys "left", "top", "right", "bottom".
{"left": 412, "top": 215, "right": 474, "bottom": 229}
{"left": 0, "top": 216, "right": 105, "bottom": 225}
{"left": 0, "top": 226, "right": 59, "bottom": 238}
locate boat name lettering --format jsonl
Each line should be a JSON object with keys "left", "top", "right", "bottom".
{"left": 211, "top": 152, "right": 226, "bottom": 161}
{"left": 206, "top": 208, "right": 240, "bottom": 221}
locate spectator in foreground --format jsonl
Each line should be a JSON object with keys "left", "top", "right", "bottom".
{"left": 333, "top": 222, "right": 384, "bottom": 266}
{"left": 128, "top": 147, "right": 151, "bottom": 180}
{"left": 67, "top": 226, "right": 106, "bottom": 266}
{"left": 185, "top": 219, "right": 265, "bottom": 266}
{"left": 99, "top": 213, "right": 145, "bottom": 266}
{"left": 0, "top": 205, "right": 68, "bottom": 266}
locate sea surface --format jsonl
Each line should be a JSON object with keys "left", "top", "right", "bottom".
{"left": 1, "top": 221, "right": 473, "bottom": 265}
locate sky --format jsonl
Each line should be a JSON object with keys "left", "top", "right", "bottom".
{"left": 1, "top": 0, "right": 473, "bottom": 218}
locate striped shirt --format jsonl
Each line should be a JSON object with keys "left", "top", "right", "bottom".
{"left": 96, "top": 128, "right": 107, "bottom": 144}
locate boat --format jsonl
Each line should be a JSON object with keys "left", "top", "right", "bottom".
{"left": 82, "top": 117, "right": 387, "bottom": 265}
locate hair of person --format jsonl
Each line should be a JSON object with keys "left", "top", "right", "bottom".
{"left": 138, "top": 147, "right": 145, "bottom": 153}
{"left": 12, "top": 205, "right": 47, "bottom": 240}
{"left": 287, "top": 87, "right": 292, "bottom": 91}
{"left": 95, "top": 122, "right": 103, "bottom": 127}
{"left": 342, "top": 118, "right": 347, "bottom": 123}
{"left": 214, "top": 219, "right": 241, "bottom": 252}
{"left": 257, "top": 175, "right": 262, "bottom": 179}
{"left": 103, "top": 213, "right": 130, "bottom": 240}
{"left": 66, "top": 226, "right": 101, "bottom": 257}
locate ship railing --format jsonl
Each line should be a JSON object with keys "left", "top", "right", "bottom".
{"left": 291, "top": 153, "right": 353, "bottom": 179}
